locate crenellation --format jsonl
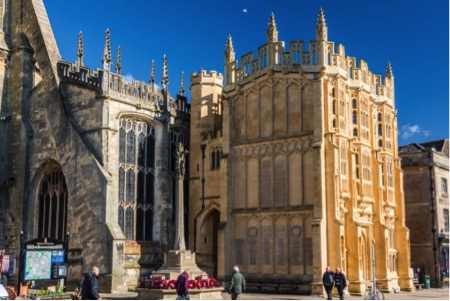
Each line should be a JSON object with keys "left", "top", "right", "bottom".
{"left": 58, "top": 60, "right": 179, "bottom": 110}
{"left": 190, "top": 70, "right": 223, "bottom": 86}
{"left": 226, "top": 34, "right": 393, "bottom": 103}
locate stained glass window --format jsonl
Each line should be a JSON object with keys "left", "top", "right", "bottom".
{"left": 37, "top": 165, "right": 67, "bottom": 241}
{"left": 118, "top": 118, "right": 155, "bottom": 240}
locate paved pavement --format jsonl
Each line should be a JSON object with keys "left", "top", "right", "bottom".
{"left": 229, "top": 288, "right": 450, "bottom": 300}
{"left": 102, "top": 288, "right": 449, "bottom": 300}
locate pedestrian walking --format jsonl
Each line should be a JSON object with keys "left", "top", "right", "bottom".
{"left": 334, "top": 267, "right": 347, "bottom": 300}
{"left": 175, "top": 269, "right": 190, "bottom": 300}
{"left": 322, "top": 266, "right": 335, "bottom": 300}
{"left": 81, "top": 266, "right": 101, "bottom": 300}
{"left": 228, "top": 265, "right": 246, "bottom": 300}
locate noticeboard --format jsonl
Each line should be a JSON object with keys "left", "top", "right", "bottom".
{"left": 22, "top": 238, "right": 68, "bottom": 281}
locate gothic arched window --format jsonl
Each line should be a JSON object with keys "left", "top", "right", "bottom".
{"left": 37, "top": 164, "right": 68, "bottom": 241}
{"left": 118, "top": 118, "right": 155, "bottom": 241}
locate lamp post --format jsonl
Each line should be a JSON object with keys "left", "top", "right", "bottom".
{"left": 193, "top": 144, "right": 207, "bottom": 253}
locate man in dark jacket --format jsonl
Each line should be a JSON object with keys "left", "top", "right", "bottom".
{"left": 322, "top": 266, "right": 335, "bottom": 300}
{"left": 229, "top": 265, "right": 246, "bottom": 300}
{"left": 175, "top": 269, "right": 190, "bottom": 300}
{"left": 334, "top": 267, "right": 347, "bottom": 300}
{"left": 81, "top": 266, "right": 100, "bottom": 300}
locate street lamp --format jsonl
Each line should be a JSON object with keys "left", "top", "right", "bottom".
{"left": 193, "top": 144, "right": 207, "bottom": 253}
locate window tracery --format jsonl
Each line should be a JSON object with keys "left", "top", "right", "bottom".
{"left": 37, "top": 165, "right": 67, "bottom": 241}
{"left": 118, "top": 118, "right": 155, "bottom": 240}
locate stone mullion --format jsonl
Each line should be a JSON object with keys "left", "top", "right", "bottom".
{"left": 302, "top": 216, "right": 307, "bottom": 273}
{"left": 55, "top": 184, "right": 61, "bottom": 240}
{"left": 284, "top": 81, "right": 288, "bottom": 135}
{"left": 132, "top": 123, "right": 139, "bottom": 240}
{"left": 299, "top": 80, "right": 304, "bottom": 132}
{"left": 244, "top": 153, "right": 248, "bottom": 210}
{"left": 287, "top": 149, "right": 291, "bottom": 208}
{"left": 287, "top": 215, "right": 291, "bottom": 275}
{"left": 301, "top": 148, "right": 305, "bottom": 206}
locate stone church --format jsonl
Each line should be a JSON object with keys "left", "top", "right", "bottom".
{"left": 0, "top": 0, "right": 416, "bottom": 296}
{"left": 189, "top": 11, "right": 414, "bottom": 294}
{"left": 0, "top": 0, "right": 190, "bottom": 292}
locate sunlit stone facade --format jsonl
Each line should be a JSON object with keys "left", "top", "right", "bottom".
{"left": 0, "top": 0, "right": 189, "bottom": 292}
{"left": 189, "top": 11, "right": 414, "bottom": 294}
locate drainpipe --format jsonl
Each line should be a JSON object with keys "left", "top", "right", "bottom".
{"left": 193, "top": 144, "right": 206, "bottom": 252}
{"left": 428, "top": 149, "right": 439, "bottom": 287}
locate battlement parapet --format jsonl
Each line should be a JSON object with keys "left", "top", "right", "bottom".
{"left": 191, "top": 70, "right": 223, "bottom": 86}
{"left": 58, "top": 62, "right": 101, "bottom": 90}
{"left": 200, "top": 129, "right": 223, "bottom": 141}
{"left": 57, "top": 61, "right": 178, "bottom": 111}
{"left": 227, "top": 39, "right": 394, "bottom": 99}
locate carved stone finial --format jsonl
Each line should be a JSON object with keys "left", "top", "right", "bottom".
{"left": 179, "top": 71, "right": 185, "bottom": 96}
{"left": 385, "top": 61, "right": 394, "bottom": 79}
{"left": 77, "top": 31, "right": 84, "bottom": 67}
{"left": 267, "top": 13, "right": 278, "bottom": 43}
{"left": 225, "top": 35, "right": 235, "bottom": 63}
{"left": 102, "top": 28, "right": 112, "bottom": 67}
{"left": 115, "top": 46, "right": 122, "bottom": 74}
{"left": 162, "top": 54, "right": 169, "bottom": 90}
{"left": 150, "top": 60, "right": 155, "bottom": 91}
{"left": 316, "top": 8, "right": 328, "bottom": 41}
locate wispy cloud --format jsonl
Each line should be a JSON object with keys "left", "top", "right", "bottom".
{"left": 123, "top": 73, "right": 135, "bottom": 84}
{"left": 121, "top": 73, "right": 162, "bottom": 91}
{"left": 400, "top": 124, "right": 432, "bottom": 140}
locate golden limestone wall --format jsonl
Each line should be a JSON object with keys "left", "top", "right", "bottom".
{"left": 189, "top": 10, "right": 413, "bottom": 295}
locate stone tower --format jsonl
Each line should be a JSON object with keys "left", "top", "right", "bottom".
{"left": 189, "top": 10, "right": 414, "bottom": 295}
{"left": 0, "top": 0, "right": 190, "bottom": 292}
{"left": 189, "top": 70, "right": 224, "bottom": 277}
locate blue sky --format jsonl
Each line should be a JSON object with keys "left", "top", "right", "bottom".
{"left": 44, "top": 0, "right": 449, "bottom": 146}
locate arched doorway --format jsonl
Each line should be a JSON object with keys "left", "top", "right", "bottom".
{"left": 199, "top": 209, "right": 220, "bottom": 277}
{"left": 37, "top": 164, "right": 68, "bottom": 241}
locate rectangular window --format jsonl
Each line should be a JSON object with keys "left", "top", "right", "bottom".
{"left": 444, "top": 209, "right": 449, "bottom": 233}
{"left": 441, "top": 178, "right": 448, "bottom": 197}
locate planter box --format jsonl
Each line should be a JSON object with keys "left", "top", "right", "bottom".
{"left": 31, "top": 293, "right": 73, "bottom": 300}
{"left": 135, "top": 287, "right": 224, "bottom": 300}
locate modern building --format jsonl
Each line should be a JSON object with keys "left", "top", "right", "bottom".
{"left": 189, "top": 10, "right": 414, "bottom": 294}
{"left": 399, "top": 140, "right": 449, "bottom": 288}
{"left": 0, "top": 0, "right": 190, "bottom": 291}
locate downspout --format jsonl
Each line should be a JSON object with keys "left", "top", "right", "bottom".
{"left": 193, "top": 144, "right": 206, "bottom": 252}
{"left": 428, "top": 149, "right": 439, "bottom": 287}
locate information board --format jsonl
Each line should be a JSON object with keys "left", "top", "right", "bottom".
{"left": 23, "top": 250, "right": 66, "bottom": 281}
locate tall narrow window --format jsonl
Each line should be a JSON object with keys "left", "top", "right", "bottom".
{"left": 210, "top": 149, "right": 222, "bottom": 170}
{"left": 354, "top": 154, "right": 360, "bottom": 179}
{"left": 442, "top": 178, "right": 448, "bottom": 197}
{"left": 118, "top": 118, "right": 155, "bottom": 240}
{"left": 444, "top": 209, "right": 449, "bottom": 232}
{"left": 37, "top": 164, "right": 68, "bottom": 241}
